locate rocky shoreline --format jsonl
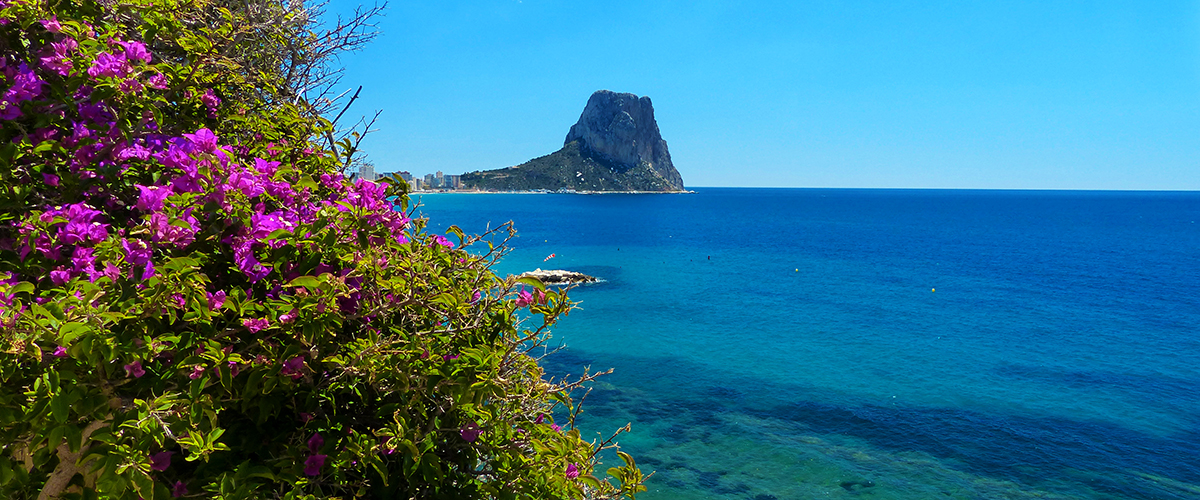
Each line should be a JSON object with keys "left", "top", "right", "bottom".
{"left": 519, "top": 269, "right": 600, "bottom": 285}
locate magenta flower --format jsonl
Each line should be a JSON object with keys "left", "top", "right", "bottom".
{"left": 432, "top": 235, "right": 454, "bottom": 249}
{"left": 49, "top": 269, "right": 71, "bottom": 286}
{"left": 303, "top": 454, "right": 327, "bottom": 476}
{"left": 149, "top": 212, "right": 197, "bottom": 247}
{"left": 566, "top": 462, "right": 579, "bottom": 479}
{"left": 150, "top": 451, "right": 173, "bottom": 471}
{"left": 253, "top": 157, "right": 280, "bottom": 175}
{"left": 551, "top": 423, "right": 562, "bottom": 432}
{"left": 515, "top": 288, "right": 533, "bottom": 308}
{"left": 52, "top": 346, "right": 67, "bottom": 358}
{"left": 118, "top": 40, "right": 151, "bottom": 63}
{"left": 171, "top": 480, "right": 187, "bottom": 497}
{"left": 206, "top": 291, "right": 226, "bottom": 311}
{"left": 281, "top": 356, "right": 305, "bottom": 380}
{"left": 307, "top": 433, "right": 324, "bottom": 452}
{"left": 279, "top": 309, "right": 298, "bottom": 324}
{"left": 124, "top": 360, "right": 145, "bottom": 378}
{"left": 183, "top": 128, "right": 218, "bottom": 152}
{"left": 188, "top": 365, "right": 205, "bottom": 380}
{"left": 38, "top": 38, "right": 75, "bottom": 76}
{"left": 146, "top": 73, "right": 169, "bottom": 90}
{"left": 135, "top": 184, "right": 172, "bottom": 212}
{"left": 119, "top": 78, "right": 144, "bottom": 94}
{"left": 41, "top": 17, "right": 62, "bottom": 32}
{"left": 460, "top": 422, "right": 482, "bottom": 442}
{"left": 200, "top": 89, "right": 220, "bottom": 109}
{"left": 121, "top": 239, "right": 154, "bottom": 280}
{"left": 87, "top": 52, "right": 130, "bottom": 78}
{"left": 42, "top": 173, "right": 59, "bottom": 186}
{"left": 242, "top": 318, "right": 269, "bottom": 332}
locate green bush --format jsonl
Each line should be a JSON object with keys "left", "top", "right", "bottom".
{"left": 0, "top": 1, "right": 645, "bottom": 498}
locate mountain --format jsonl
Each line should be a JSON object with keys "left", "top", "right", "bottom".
{"left": 461, "top": 90, "right": 685, "bottom": 192}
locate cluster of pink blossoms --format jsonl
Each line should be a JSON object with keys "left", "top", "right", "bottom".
{"left": 0, "top": 23, "right": 416, "bottom": 329}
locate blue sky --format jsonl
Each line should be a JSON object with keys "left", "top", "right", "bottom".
{"left": 331, "top": 1, "right": 1200, "bottom": 189}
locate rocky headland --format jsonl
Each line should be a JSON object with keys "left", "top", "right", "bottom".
{"left": 519, "top": 269, "right": 600, "bottom": 285}
{"left": 461, "top": 90, "right": 686, "bottom": 192}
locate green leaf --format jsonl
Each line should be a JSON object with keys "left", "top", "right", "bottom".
{"left": 9, "top": 281, "right": 34, "bottom": 295}
{"left": 50, "top": 393, "right": 68, "bottom": 423}
{"left": 287, "top": 276, "right": 321, "bottom": 289}
{"left": 59, "top": 322, "right": 91, "bottom": 343}
{"left": 516, "top": 277, "right": 547, "bottom": 291}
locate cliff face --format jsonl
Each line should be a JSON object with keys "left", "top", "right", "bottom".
{"left": 563, "top": 91, "right": 684, "bottom": 189}
{"left": 461, "top": 90, "right": 685, "bottom": 192}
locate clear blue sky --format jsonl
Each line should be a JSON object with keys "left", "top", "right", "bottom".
{"left": 330, "top": 1, "right": 1200, "bottom": 189}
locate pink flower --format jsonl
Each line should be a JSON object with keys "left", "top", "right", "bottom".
{"left": 145, "top": 73, "right": 169, "bottom": 90}
{"left": 303, "top": 454, "right": 326, "bottom": 476}
{"left": 253, "top": 157, "right": 280, "bottom": 176}
{"left": 123, "top": 360, "right": 145, "bottom": 378}
{"left": 281, "top": 356, "right": 305, "bottom": 380}
{"left": 150, "top": 451, "right": 173, "bottom": 471}
{"left": 432, "top": 235, "right": 454, "bottom": 249}
{"left": 206, "top": 290, "right": 225, "bottom": 311}
{"left": 188, "top": 365, "right": 205, "bottom": 379}
{"left": 119, "top": 78, "right": 144, "bottom": 94}
{"left": 42, "top": 173, "right": 59, "bottom": 186}
{"left": 279, "top": 309, "right": 297, "bottom": 324}
{"left": 171, "top": 480, "right": 187, "bottom": 497}
{"left": 242, "top": 318, "right": 268, "bottom": 332}
{"left": 307, "top": 433, "right": 324, "bottom": 452}
{"left": 460, "top": 422, "right": 482, "bottom": 442}
{"left": 41, "top": 17, "right": 62, "bottom": 32}
{"left": 135, "top": 184, "right": 172, "bottom": 212}
{"left": 87, "top": 52, "right": 131, "bottom": 79}
{"left": 118, "top": 40, "right": 151, "bottom": 63}
{"left": 200, "top": 89, "right": 220, "bottom": 109}
{"left": 183, "top": 128, "right": 218, "bottom": 152}
{"left": 566, "top": 463, "right": 579, "bottom": 479}
{"left": 52, "top": 346, "right": 67, "bottom": 358}
{"left": 515, "top": 288, "right": 533, "bottom": 308}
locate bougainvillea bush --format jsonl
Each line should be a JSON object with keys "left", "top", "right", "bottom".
{"left": 0, "top": 1, "right": 645, "bottom": 498}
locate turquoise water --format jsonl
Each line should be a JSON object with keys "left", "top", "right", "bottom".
{"left": 415, "top": 188, "right": 1200, "bottom": 500}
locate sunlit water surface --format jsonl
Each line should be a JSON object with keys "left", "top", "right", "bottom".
{"left": 416, "top": 188, "right": 1200, "bottom": 500}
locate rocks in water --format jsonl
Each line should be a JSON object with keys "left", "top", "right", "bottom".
{"left": 839, "top": 480, "right": 877, "bottom": 491}
{"left": 461, "top": 90, "right": 686, "bottom": 192}
{"left": 519, "top": 269, "right": 599, "bottom": 285}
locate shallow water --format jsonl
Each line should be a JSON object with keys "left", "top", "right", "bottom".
{"left": 416, "top": 188, "right": 1200, "bottom": 500}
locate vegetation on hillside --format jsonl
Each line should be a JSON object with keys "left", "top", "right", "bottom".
{"left": 461, "top": 141, "right": 680, "bottom": 192}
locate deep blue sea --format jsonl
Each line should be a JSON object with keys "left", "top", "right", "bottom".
{"left": 415, "top": 188, "right": 1200, "bottom": 500}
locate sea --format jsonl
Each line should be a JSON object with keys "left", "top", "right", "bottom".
{"left": 414, "top": 188, "right": 1200, "bottom": 500}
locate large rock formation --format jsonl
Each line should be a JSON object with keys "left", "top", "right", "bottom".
{"left": 461, "top": 90, "right": 686, "bottom": 192}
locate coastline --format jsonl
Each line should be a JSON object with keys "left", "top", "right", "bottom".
{"left": 411, "top": 189, "right": 695, "bottom": 195}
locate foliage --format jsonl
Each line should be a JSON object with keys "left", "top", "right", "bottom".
{"left": 0, "top": 0, "right": 645, "bottom": 498}
{"left": 460, "top": 141, "right": 680, "bottom": 193}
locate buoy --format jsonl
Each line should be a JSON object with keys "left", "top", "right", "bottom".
{"left": 932, "top": 288, "right": 936, "bottom": 292}
{"left": 795, "top": 269, "right": 799, "bottom": 272}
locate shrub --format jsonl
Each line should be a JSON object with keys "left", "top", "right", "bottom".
{"left": 0, "top": 1, "right": 645, "bottom": 498}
